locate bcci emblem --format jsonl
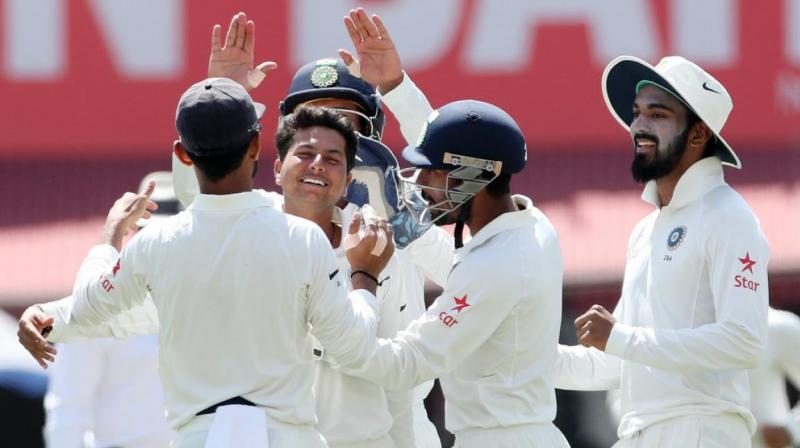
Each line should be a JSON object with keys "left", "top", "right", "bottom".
{"left": 310, "top": 65, "right": 338, "bottom": 88}
{"left": 666, "top": 226, "right": 687, "bottom": 251}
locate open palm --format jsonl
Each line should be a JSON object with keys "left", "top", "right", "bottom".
{"left": 340, "top": 9, "right": 403, "bottom": 92}
{"left": 208, "top": 12, "right": 277, "bottom": 91}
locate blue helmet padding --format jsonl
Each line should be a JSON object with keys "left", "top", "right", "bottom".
{"left": 345, "top": 134, "right": 400, "bottom": 219}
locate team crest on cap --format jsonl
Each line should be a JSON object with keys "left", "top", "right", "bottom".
{"left": 311, "top": 65, "right": 338, "bottom": 88}
{"left": 666, "top": 226, "right": 687, "bottom": 251}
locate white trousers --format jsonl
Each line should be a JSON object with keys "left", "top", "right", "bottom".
{"left": 171, "top": 413, "right": 326, "bottom": 448}
{"left": 612, "top": 414, "right": 751, "bottom": 448}
{"left": 453, "top": 422, "right": 570, "bottom": 448}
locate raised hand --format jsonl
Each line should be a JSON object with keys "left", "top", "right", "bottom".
{"left": 208, "top": 12, "right": 277, "bottom": 91}
{"left": 339, "top": 8, "right": 404, "bottom": 94}
{"left": 100, "top": 181, "right": 158, "bottom": 251}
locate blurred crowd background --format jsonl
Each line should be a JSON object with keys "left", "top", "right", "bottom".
{"left": 1, "top": 1, "right": 798, "bottom": 446}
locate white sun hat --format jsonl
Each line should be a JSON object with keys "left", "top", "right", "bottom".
{"left": 602, "top": 55, "right": 740, "bottom": 169}
{"left": 136, "top": 171, "right": 182, "bottom": 227}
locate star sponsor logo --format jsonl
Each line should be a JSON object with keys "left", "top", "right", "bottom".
{"left": 451, "top": 295, "right": 470, "bottom": 313}
{"left": 738, "top": 252, "right": 756, "bottom": 273}
{"left": 734, "top": 252, "right": 760, "bottom": 292}
{"left": 439, "top": 295, "right": 470, "bottom": 327}
{"left": 112, "top": 259, "right": 121, "bottom": 276}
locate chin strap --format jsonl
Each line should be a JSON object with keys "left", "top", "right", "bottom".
{"left": 453, "top": 199, "right": 473, "bottom": 249}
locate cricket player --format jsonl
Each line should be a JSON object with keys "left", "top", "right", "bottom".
{"left": 19, "top": 77, "right": 395, "bottom": 448}
{"left": 750, "top": 307, "right": 800, "bottom": 448}
{"left": 555, "top": 56, "right": 770, "bottom": 448}
{"left": 43, "top": 172, "right": 175, "bottom": 448}
{"left": 337, "top": 11, "right": 569, "bottom": 447}
{"left": 190, "top": 12, "right": 443, "bottom": 447}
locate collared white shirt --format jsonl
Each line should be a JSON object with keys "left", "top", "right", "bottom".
{"left": 353, "top": 195, "right": 564, "bottom": 433}
{"left": 556, "top": 157, "right": 769, "bottom": 438}
{"left": 44, "top": 334, "right": 172, "bottom": 448}
{"left": 750, "top": 308, "right": 800, "bottom": 447}
{"left": 62, "top": 190, "right": 379, "bottom": 431}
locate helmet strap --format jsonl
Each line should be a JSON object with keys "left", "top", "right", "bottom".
{"left": 454, "top": 198, "right": 472, "bottom": 249}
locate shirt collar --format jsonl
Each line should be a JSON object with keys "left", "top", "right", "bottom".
{"left": 641, "top": 156, "right": 726, "bottom": 210}
{"left": 458, "top": 194, "right": 538, "bottom": 256}
{"left": 188, "top": 190, "right": 274, "bottom": 211}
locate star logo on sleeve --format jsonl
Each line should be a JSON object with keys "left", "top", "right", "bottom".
{"left": 451, "top": 295, "right": 470, "bottom": 313}
{"left": 738, "top": 252, "right": 756, "bottom": 273}
{"left": 112, "top": 259, "right": 121, "bottom": 276}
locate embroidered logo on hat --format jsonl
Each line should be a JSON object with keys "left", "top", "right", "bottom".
{"left": 311, "top": 65, "right": 338, "bottom": 88}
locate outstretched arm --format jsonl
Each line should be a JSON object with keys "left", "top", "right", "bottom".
{"left": 338, "top": 8, "right": 404, "bottom": 94}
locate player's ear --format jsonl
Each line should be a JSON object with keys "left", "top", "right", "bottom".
{"left": 173, "top": 140, "right": 193, "bottom": 166}
{"left": 273, "top": 158, "right": 282, "bottom": 185}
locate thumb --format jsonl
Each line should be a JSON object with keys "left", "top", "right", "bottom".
{"left": 338, "top": 49, "right": 361, "bottom": 78}
{"left": 348, "top": 212, "right": 362, "bottom": 236}
{"left": 256, "top": 61, "right": 278, "bottom": 74}
{"left": 140, "top": 180, "right": 156, "bottom": 198}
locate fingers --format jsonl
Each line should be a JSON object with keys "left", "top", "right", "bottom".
{"left": 211, "top": 24, "right": 223, "bottom": 52}
{"left": 234, "top": 12, "right": 247, "bottom": 49}
{"left": 356, "top": 8, "right": 380, "bottom": 38}
{"left": 348, "top": 212, "right": 362, "bottom": 236}
{"left": 243, "top": 19, "right": 255, "bottom": 54}
{"left": 372, "top": 15, "right": 392, "bottom": 41}
{"left": 224, "top": 13, "right": 238, "bottom": 48}
{"left": 343, "top": 15, "right": 362, "bottom": 45}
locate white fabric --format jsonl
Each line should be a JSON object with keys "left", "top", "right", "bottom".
{"left": 43, "top": 334, "right": 172, "bottom": 448}
{"left": 352, "top": 195, "right": 565, "bottom": 435}
{"left": 204, "top": 405, "right": 270, "bottom": 448}
{"left": 611, "top": 414, "right": 750, "bottom": 448}
{"left": 174, "top": 414, "right": 326, "bottom": 448}
{"left": 63, "top": 190, "right": 380, "bottom": 439}
{"left": 453, "top": 423, "right": 569, "bottom": 448}
{"left": 557, "top": 157, "right": 769, "bottom": 439}
{"left": 750, "top": 308, "right": 800, "bottom": 448}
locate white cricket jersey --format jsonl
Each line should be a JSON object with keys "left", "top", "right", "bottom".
{"left": 750, "top": 308, "right": 800, "bottom": 448}
{"left": 353, "top": 195, "right": 564, "bottom": 434}
{"left": 262, "top": 194, "right": 422, "bottom": 447}
{"left": 556, "top": 157, "right": 770, "bottom": 438}
{"left": 64, "top": 191, "right": 380, "bottom": 432}
{"left": 44, "top": 334, "right": 172, "bottom": 448}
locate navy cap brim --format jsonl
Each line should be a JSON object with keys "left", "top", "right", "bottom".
{"left": 402, "top": 144, "right": 434, "bottom": 168}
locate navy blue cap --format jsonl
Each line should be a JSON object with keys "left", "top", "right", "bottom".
{"left": 176, "top": 78, "right": 265, "bottom": 156}
{"left": 403, "top": 100, "right": 527, "bottom": 174}
{"left": 279, "top": 58, "right": 385, "bottom": 138}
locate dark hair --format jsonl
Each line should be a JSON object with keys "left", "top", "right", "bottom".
{"left": 275, "top": 105, "right": 358, "bottom": 171}
{"left": 186, "top": 139, "right": 253, "bottom": 183}
{"left": 680, "top": 106, "right": 717, "bottom": 159}
{"left": 483, "top": 172, "right": 512, "bottom": 197}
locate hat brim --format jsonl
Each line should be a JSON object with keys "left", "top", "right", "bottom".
{"left": 602, "top": 56, "right": 741, "bottom": 169}
{"left": 280, "top": 88, "right": 375, "bottom": 115}
{"left": 402, "top": 144, "right": 435, "bottom": 168}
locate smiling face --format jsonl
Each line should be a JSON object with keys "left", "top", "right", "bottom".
{"left": 629, "top": 85, "right": 695, "bottom": 183}
{"left": 275, "top": 126, "right": 351, "bottom": 214}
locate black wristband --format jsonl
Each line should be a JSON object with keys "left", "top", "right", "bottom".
{"left": 351, "top": 270, "right": 380, "bottom": 286}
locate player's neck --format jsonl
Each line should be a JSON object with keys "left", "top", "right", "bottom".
{"left": 196, "top": 168, "right": 254, "bottom": 196}
{"left": 283, "top": 201, "right": 339, "bottom": 244}
{"left": 466, "top": 192, "right": 518, "bottom": 236}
